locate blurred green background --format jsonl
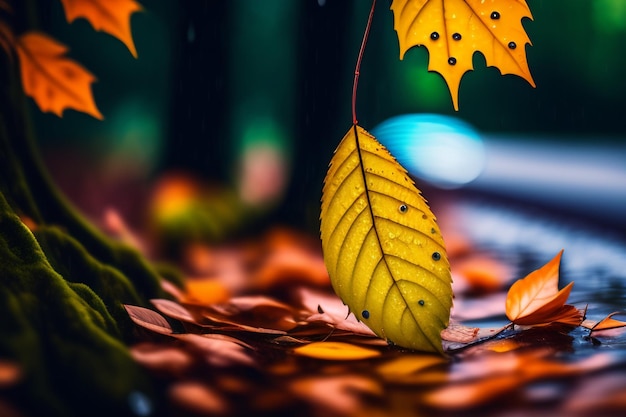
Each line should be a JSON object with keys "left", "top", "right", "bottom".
{"left": 29, "top": 0, "right": 626, "bottom": 235}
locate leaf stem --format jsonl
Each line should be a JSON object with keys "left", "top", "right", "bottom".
{"left": 352, "top": 0, "right": 377, "bottom": 126}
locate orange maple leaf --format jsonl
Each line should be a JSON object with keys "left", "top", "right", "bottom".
{"left": 15, "top": 31, "right": 103, "bottom": 119}
{"left": 60, "top": 0, "right": 142, "bottom": 58}
{"left": 505, "top": 250, "right": 582, "bottom": 326}
{"left": 390, "top": 0, "right": 536, "bottom": 110}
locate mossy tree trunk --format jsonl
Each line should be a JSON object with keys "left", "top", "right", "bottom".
{"left": 0, "top": 2, "right": 172, "bottom": 416}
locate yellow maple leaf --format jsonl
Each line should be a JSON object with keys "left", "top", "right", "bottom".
{"left": 391, "top": 0, "right": 536, "bottom": 110}
{"left": 60, "top": 0, "right": 142, "bottom": 58}
{"left": 15, "top": 31, "right": 103, "bottom": 119}
{"left": 505, "top": 250, "right": 582, "bottom": 327}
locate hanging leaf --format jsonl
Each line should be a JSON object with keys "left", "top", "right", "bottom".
{"left": 15, "top": 31, "right": 103, "bottom": 119}
{"left": 505, "top": 250, "right": 582, "bottom": 326}
{"left": 59, "top": 0, "right": 142, "bottom": 58}
{"left": 320, "top": 125, "right": 452, "bottom": 353}
{"left": 390, "top": 0, "right": 535, "bottom": 110}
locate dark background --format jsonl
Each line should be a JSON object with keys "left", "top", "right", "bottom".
{"left": 29, "top": 0, "right": 626, "bottom": 233}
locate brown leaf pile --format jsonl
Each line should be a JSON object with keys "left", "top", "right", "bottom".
{"left": 121, "top": 229, "right": 626, "bottom": 417}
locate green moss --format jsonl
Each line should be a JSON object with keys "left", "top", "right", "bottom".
{"left": 34, "top": 226, "right": 144, "bottom": 336}
{"left": 0, "top": 193, "right": 156, "bottom": 417}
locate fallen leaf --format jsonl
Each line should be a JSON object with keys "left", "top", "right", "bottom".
{"left": 297, "top": 287, "right": 377, "bottom": 337}
{"left": 290, "top": 375, "right": 382, "bottom": 416}
{"left": 377, "top": 354, "right": 446, "bottom": 380}
{"left": 391, "top": 0, "right": 535, "bottom": 109}
{"left": 124, "top": 304, "right": 173, "bottom": 335}
{"left": 130, "top": 343, "right": 194, "bottom": 376}
{"left": 182, "top": 279, "right": 231, "bottom": 305}
{"left": 151, "top": 299, "right": 197, "bottom": 323}
{"left": 168, "top": 382, "right": 229, "bottom": 415}
{"left": 442, "top": 322, "right": 510, "bottom": 352}
{"left": 293, "top": 342, "right": 381, "bottom": 360}
{"left": 320, "top": 125, "right": 452, "bottom": 353}
{"left": 586, "top": 311, "right": 626, "bottom": 332}
{"left": 173, "top": 333, "right": 255, "bottom": 367}
{"left": 60, "top": 0, "right": 142, "bottom": 57}
{"left": 453, "top": 255, "right": 511, "bottom": 293}
{"left": 15, "top": 31, "right": 103, "bottom": 119}
{"left": 441, "top": 321, "right": 479, "bottom": 343}
{"left": 0, "top": 360, "right": 21, "bottom": 388}
{"left": 505, "top": 250, "right": 582, "bottom": 326}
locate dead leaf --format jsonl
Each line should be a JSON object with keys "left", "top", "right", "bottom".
{"left": 252, "top": 228, "right": 329, "bottom": 289}
{"left": 391, "top": 0, "right": 535, "bottom": 109}
{"left": 297, "top": 287, "right": 377, "bottom": 337}
{"left": 441, "top": 322, "right": 479, "bottom": 343}
{"left": 290, "top": 375, "right": 382, "bottom": 416}
{"left": 173, "top": 334, "right": 255, "bottom": 367}
{"left": 585, "top": 311, "right": 626, "bottom": 332}
{"left": 168, "top": 382, "right": 229, "bottom": 416}
{"left": 130, "top": 343, "right": 194, "bottom": 376}
{"left": 505, "top": 250, "right": 582, "bottom": 326}
{"left": 124, "top": 304, "right": 173, "bottom": 335}
{"left": 60, "top": 0, "right": 142, "bottom": 57}
{"left": 377, "top": 354, "right": 446, "bottom": 380}
{"left": 293, "top": 342, "right": 381, "bottom": 360}
{"left": 182, "top": 279, "right": 231, "bottom": 305}
{"left": 151, "top": 299, "right": 197, "bottom": 323}
{"left": 453, "top": 255, "right": 511, "bottom": 293}
{"left": 0, "top": 360, "right": 22, "bottom": 388}
{"left": 15, "top": 31, "right": 103, "bottom": 119}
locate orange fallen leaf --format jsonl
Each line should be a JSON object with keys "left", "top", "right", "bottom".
{"left": 391, "top": 0, "right": 535, "bottom": 110}
{"left": 182, "top": 279, "right": 231, "bottom": 305}
{"left": 289, "top": 375, "right": 382, "bottom": 416}
{"left": 15, "top": 31, "right": 103, "bottom": 119}
{"left": 60, "top": 0, "right": 142, "bottom": 58}
{"left": 505, "top": 250, "right": 582, "bottom": 326}
{"left": 293, "top": 342, "right": 380, "bottom": 360}
{"left": 453, "top": 255, "right": 511, "bottom": 293}
{"left": 587, "top": 311, "right": 626, "bottom": 332}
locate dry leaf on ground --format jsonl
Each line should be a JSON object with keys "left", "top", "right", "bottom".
{"left": 505, "top": 250, "right": 582, "bottom": 326}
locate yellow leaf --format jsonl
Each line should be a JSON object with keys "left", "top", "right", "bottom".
{"left": 505, "top": 250, "right": 582, "bottom": 326}
{"left": 390, "top": 0, "right": 535, "bottom": 110}
{"left": 293, "top": 341, "right": 380, "bottom": 360}
{"left": 320, "top": 125, "right": 452, "bottom": 353}
{"left": 60, "top": 0, "right": 142, "bottom": 58}
{"left": 15, "top": 31, "right": 103, "bottom": 120}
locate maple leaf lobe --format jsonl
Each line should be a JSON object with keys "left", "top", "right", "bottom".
{"left": 60, "top": 0, "right": 143, "bottom": 58}
{"left": 391, "top": 0, "right": 536, "bottom": 110}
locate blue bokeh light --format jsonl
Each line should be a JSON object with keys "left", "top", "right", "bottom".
{"left": 371, "top": 114, "right": 485, "bottom": 189}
